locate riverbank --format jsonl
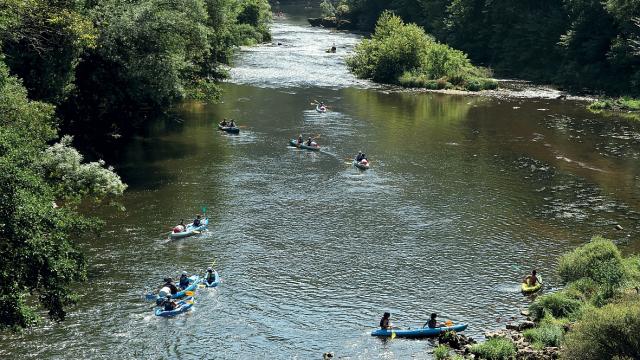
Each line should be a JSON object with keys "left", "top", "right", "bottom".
{"left": 428, "top": 236, "right": 640, "bottom": 360}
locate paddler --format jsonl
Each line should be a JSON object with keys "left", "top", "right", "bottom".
{"left": 220, "top": 118, "right": 228, "bottom": 127}
{"left": 379, "top": 312, "right": 391, "bottom": 330}
{"left": 205, "top": 267, "right": 216, "bottom": 284}
{"left": 297, "top": 134, "right": 303, "bottom": 144}
{"left": 424, "top": 313, "right": 441, "bottom": 328}
{"left": 162, "top": 295, "right": 177, "bottom": 311}
{"left": 179, "top": 271, "right": 190, "bottom": 289}
{"left": 193, "top": 215, "right": 202, "bottom": 227}
{"left": 355, "top": 151, "right": 363, "bottom": 162}
{"left": 229, "top": 119, "right": 236, "bottom": 127}
{"left": 162, "top": 277, "right": 179, "bottom": 295}
{"left": 523, "top": 269, "right": 539, "bottom": 286}
{"left": 306, "top": 137, "right": 313, "bottom": 146}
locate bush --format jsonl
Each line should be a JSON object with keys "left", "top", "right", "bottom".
{"left": 559, "top": 236, "right": 626, "bottom": 288}
{"left": 523, "top": 316, "right": 565, "bottom": 347}
{"left": 529, "top": 292, "right": 583, "bottom": 320}
{"left": 347, "top": 11, "right": 495, "bottom": 89}
{"left": 562, "top": 300, "right": 640, "bottom": 360}
{"left": 470, "top": 338, "right": 516, "bottom": 360}
{"left": 434, "top": 344, "right": 450, "bottom": 360}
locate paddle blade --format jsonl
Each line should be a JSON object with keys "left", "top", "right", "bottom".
{"left": 198, "top": 284, "right": 206, "bottom": 288}
{"left": 192, "top": 230, "right": 200, "bottom": 234}
{"left": 184, "top": 291, "right": 195, "bottom": 296}
{"left": 391, "top": 331, "right": 396, "bottom": 339}
{"left": 202, "top": 206, "right": 207, "bottom": 214}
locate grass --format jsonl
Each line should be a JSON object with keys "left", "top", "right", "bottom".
{"left": 470, "top": 338, "right": 516, "bottom": 360}
{"left": 588, "top": 97, "right": 640, "bottom": 112}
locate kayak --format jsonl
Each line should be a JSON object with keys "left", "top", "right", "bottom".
{"left": 316, "top": 104, "right": 327, "bottom": 113}
{"left": 353, "top": 160, "right": 370, "bottom": 170}
{"left": 522, "top": 276, "right": 543, "bottom": 294}
{"left": 289, "top": 139, "right": 320, "bottom": 151}
{"left": 169, "top": 218, "right": 208, "bottom": 240}
{"left": 155, "top": 297, "right": 194, "bottom": 317}
{"left": 202, "top": 271, "right": 220, "bottom": 288}
{"left": 371, "top": 323, "right": 468, "bottom": 339}
{"left": 218, "top": 124, "right": 240, "bottom": 134}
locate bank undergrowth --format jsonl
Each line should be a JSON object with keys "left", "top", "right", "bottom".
{"left": 346, "top": 12, "right": 497, "bottom": 92}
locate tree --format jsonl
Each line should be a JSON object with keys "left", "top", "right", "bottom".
{"left": 0, "top": 58, "right": 125, "bottom": 329}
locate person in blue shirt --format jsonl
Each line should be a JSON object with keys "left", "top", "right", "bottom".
{"left": 179, "top": 271, "right": 190, "bottom": 289}
{"left": 193, "top": 215, "right": 202, "bottom": 227}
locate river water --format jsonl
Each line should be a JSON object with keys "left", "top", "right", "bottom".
{"left": 4, "top": 3, "right": 640, "bottom": 359}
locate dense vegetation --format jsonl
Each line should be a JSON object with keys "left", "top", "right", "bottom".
{"left": 346, "top": 11, "right": 497, "bottom": 91}
{"left": 2, "top": 0, "right": 272, "bottom": 151}
{"left": 527, "top": 236, "right": 640, "bottom": 359}
{"left": 326, "top": 0, "right": 640, "bottom": 96}
{"left": 0, "top": 0, "right": 271, "bottom": 329}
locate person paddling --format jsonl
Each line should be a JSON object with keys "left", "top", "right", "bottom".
{"left": 205, "top": 267, "right": 216, "bottom": 284}
{"left": 162, "top": 295, "right": 177, "bottom": 311}
{"left": 162, "top": 277, "right": 179, "bottom": 295}
{"left": 355, "top": 151, "right": 364, "bottom": 162}
{"left": 424, "top": 313, "right": 440, "bottom": 328}
{"left": 220, "top": 118, "right": 228, "bottom": 127}
{"left": 179, "top": 271, "right": 190, "bottom": 289}
{"left": 523, "top": 269, "right": 539, "bottom": 286}
{"left": 297, "top": 134, "right": 303, "bottom": 144}
{"left": 193, "top": 215, "right": 202, "bottom": 227}
{"left": 229, "top": 119, "right": 236, "bottom": 127}
{"left": 380, "top": 312, "right": 392, "bottom": 330}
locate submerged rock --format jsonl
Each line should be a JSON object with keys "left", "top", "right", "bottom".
{"left": 307, "top": 17, "right": 354, "bottom": 30}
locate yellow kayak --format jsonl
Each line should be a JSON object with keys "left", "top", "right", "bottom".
{"left": 521, "top": 276, "right": 543, "bottom": 294}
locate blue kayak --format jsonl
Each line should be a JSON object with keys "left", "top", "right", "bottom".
{"left": 371, "top": 323, "right": 468, "bottom": 338}
{"left": 201, "top": 271, "right": 220, "bottom": 288}
{"left": 170, "top": 218, "right": 208, "bottom": 239}
{"left": 155, "top": 297, "right": 194, "bottom": 317}
{"left": 218, "top": 124, "right": 240, "bottom": 134}
{"left": 289, "top": 139, "right": 320, "bottom": 151}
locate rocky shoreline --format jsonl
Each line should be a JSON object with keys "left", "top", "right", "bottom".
{"left": 307, "top": 16, "right": 355, "bottom": 30}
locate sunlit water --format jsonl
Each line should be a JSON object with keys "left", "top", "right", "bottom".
{"left": 4, "top": 3, "right": 640, "bottom": 359}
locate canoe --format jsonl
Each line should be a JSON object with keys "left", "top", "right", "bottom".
{"left": 371, "top": 323, "right": 468, "bottom": 339}
{"left": 155, "top": 297, "right": 194, "bottom": 317}
{"left": 289, "top": 139, "right": 320, "bottom": 151}
{"left": 218, "top": 124, "right": 240, "bottom": 134}
{"left": 521, "top": 276, "right": 543, "bottom": 294}
{"left": 316, "top": 105, "right": 327, "bottom": 113}
{"left": 353, "top": 160, "right": 370, "bottom": 170}
{"left": 202, "top": 271, "right": 220, "bottom": 288}
{"left": 173, "top": 275, "right": 200, "bottom": 298}
{"left": 169, "top": 218, "right": 208, "bottom": 240}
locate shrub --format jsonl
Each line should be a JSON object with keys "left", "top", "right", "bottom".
{"left": 347, "top": 11, "right": 496, "bottom": 90}
{"left": 470, "top": 338, "right": 516, "bottom": 360}
{"left": 523, "top": 316, "right": 565, "bottom": 347}
{"left": 558, "top": 236, "right": 626, "bottom": 288}
{"left": 529, "top": 291, "right": 583, "bottom": 320}
{"left": 562, "top": 300, "right": 640, "bottom": 360}
{"left": 434, "top": 344, "right": 450, "bottom": 360}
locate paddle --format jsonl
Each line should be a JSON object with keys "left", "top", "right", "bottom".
{"left": 391, "top": 331, "right": 396, "bottom": 339}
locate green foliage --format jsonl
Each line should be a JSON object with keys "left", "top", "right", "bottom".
{"left": 559, "top": 236, "right": 626, "bottom": 287}
{"left": 340, "top": 0, "right": 640, "bottom": 96}
{"left": 529, "top": 292, "right": 583, "bottom": 321}
{"left": 0, "top": 58, "right": 124, "bottom": 329}
{"left": 347, "top": 11, "right": 495, "bottom": 91}
{"left": 523, "top": 316, "right": 565, "bottom": 347}
{"left": 470, "top": 338, "right": 516, "bottom": 360}
{"left": 562, "top": 300, "right": 640, "bottom": 360}
{"left": 588, "top": 97, "right": 640, "bottom": 112}
{"left": 433, "top": 344, "right": 450, "bottom": 360}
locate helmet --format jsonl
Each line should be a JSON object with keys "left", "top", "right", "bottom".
{"left": 207, "top": 267, "right": 212, "bottom": 271}
{"left": 182, "top": 271, "right": 188, "bottom": 276}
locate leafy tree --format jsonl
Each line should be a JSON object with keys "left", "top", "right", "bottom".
{"left": 0, "top": 58, "right": 125, "bottom": 329}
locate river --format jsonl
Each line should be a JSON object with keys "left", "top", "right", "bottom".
{"left": 3, "top": 2, "right": 640, "bottom": 359}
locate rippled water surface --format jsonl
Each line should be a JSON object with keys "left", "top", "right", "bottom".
{"left": 4, "top": 2, "right": 640, "bottom": 359}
